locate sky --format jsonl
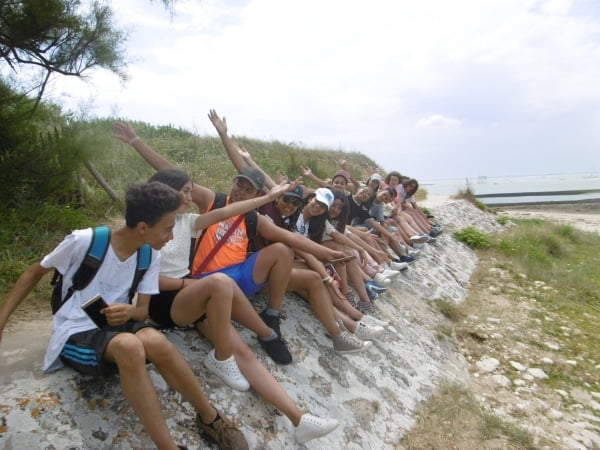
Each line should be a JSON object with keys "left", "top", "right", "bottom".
{"left": 49, "top": 0, "right": 600, "bottom": 181}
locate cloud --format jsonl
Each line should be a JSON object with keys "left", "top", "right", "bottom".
{"left": 47, "top": 0, "right": 600, "bottom": 179}
{"left": 416, "top": 115, "right": 463, "bottom": 128}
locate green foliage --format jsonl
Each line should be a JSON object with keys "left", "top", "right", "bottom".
{"left": 452, "top": 182, "right": 492, "bottom": 212}
{"left": 496, "top": 216, "right": 509, "bottom": 225}
{"left": 453, "top": 227, "right": 492, "bottom": 249}
{"left": 434, "top": 299, "right": 464, "bottom": 321}
{"left": 0, "top": 0, "right": 127, "bottom": 107}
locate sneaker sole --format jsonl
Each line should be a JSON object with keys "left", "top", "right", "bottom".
{"left": 335, "top": 341, "right": 372, "bottom": 353}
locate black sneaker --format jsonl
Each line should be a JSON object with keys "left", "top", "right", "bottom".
{"left": 259, "top": 309, "right": 282, "bottom": 337}
{"left": 259, "top": 335, "right": 293, "bottom": 365}
{"left": 398, "top": 255, "right": 416, "bottom": 264}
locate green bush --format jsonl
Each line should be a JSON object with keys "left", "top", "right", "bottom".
{"left": 454, "top": 227, "right": 492, "bottom": 250}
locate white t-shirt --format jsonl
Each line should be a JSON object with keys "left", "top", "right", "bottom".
{"left": 320, "top": 220, "right": 337, "bottom": 242}
{"left": 159, "top": 213, "right": 200, "bottom": 278}
{"left": 40, "top": 228, "right": 161, "bottom": 372}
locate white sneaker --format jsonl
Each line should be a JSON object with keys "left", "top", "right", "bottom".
{"left": 408, "top": 248, "right": 421, "bottom": 257}
{"left": 353, "top": 321, "right": 385, "bottom": 340}
{"left": 360, "top": 314, "right": 389, "bottom": 327}
{"left": 373, "top": 273, "right": 391, "bottom": 286}
{"left": 295, "top": 414, "right": 340, "bottom": 444}
{"left": 388, "top": 261, "right": 409, "bottom": 271}
{"left": 412, "top": 242, "right": 426, "bottom": 250}
{"left": 203, "top": 350, "right": 250, "bottom": 391}
{"left": 381, "top": 268, "right": 401, "bottom": 278}
{"left": 410, "top": 234, "right": 429, "bottom": 244}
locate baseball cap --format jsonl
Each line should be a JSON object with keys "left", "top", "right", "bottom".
{"left": 283, "top": 184, "right": 304, "bottom": 199}
{"left": 236, "top": 167, "right": 265, "bottom": 191}
{"left": 333, "top": 170, "right": 351, "bottom": 182}
{"left": 314, "top": 188, "right": 334, "bottom": 210}
{"left": 370, "top": 173, "right": 383, "bottom": 183}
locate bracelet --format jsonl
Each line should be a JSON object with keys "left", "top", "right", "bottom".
{"left": 128, "top": 136, "right": 141, "bottom": 145}
{"left": 321, "top": 275, "right": 333, "bottom": 284}
{"left": 180, "top": 278, "right": 185, "bottom": 290}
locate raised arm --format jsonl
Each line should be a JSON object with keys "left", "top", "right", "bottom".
{"left": 300, "top": 166, "right": 329, "bottom": 188}
{"left": 237, "top": 145, "right": 278, "bottom": 190}
{"left": 112, "top": 122, "right": 215, "bottom": 211}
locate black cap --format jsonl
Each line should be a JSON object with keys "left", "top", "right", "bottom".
{"left": 236, "top": 167, "right": 265, "bottom": 191}
{"left": 283, "top": 184, "right": 304, "bottom": 199}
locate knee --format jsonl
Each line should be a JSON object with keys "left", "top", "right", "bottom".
{"left": 138, "top": 328, "right": 177, "bottom": 363}
{"left": 110, "top": 333, "right": 146, "bottom": 367}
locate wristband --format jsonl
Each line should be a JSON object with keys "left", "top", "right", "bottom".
{"left": 128, "top": 136, "right": 141, "bottom": 145}
{"left": 321, "top": 276, "right": 333, "bottom": 284}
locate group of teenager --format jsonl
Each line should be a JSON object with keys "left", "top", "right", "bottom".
{"left": 0, "top": 110, "right": 441, "bottom": 449}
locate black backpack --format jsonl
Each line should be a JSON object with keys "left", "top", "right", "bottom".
{"left": 50, "top": 226, "right": 152, "bottom": 314}
{"left": 188, "top": 193, "right": 258, "bottom": 270}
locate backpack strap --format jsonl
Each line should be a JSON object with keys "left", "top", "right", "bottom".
{"left": 51, "top": 226, "right": 111, "bottom": 314}
{"left": 128, "top": 243, "right": 152, "bottom": 302}
{"left": 188, "top": 193, "right": 228, "bottom": 270}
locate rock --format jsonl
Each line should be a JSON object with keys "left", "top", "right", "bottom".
{"left": 509, "top": 361, "right": 527, "bottom": 371}
{"left": 527, "top": 368, "right": 549, "bottom": 379}
{"left": 476, "top": 357, "right": 501, "bottom": 373}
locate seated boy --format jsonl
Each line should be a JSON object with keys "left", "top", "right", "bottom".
{"left": 0, "top": 182, "right": 247, "bottom": 450}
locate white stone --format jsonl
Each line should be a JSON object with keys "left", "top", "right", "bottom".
{"left": 547, "top": 408, "right": 564, "bottom": 420}
{"left": 528, "top": 368, "right": 549, "bottom": 379}
{"left": 476, "top": 357, "right": 500, "bottom": 373}
{"left": 541, "top": 357, "right": 554, "bottom": 365}
{"left": 566, "top": 360, "right": 578, "bottom": 366}
{"left": 514, "top": 379, "right": 526, "bottom": 386}
{"left": 487, "top": 317, "right": 501, "bottom": 324}
{"left": 510, "top": 361, "right": 527, "bottom": 371}
{"left": 556, "top": 389, "right": 569, "bottom": 398}
{"left": 490, "top": 374, "right": 512, "bottom": 388}
{"left": 544, "top": 342, "right": 561, "bottom": 351}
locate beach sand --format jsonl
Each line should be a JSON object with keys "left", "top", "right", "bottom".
{"left": 494, "top": 201, "right": 600, "bottom": 233}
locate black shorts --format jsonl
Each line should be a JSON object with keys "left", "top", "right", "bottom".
{"left": 60, "top": 321, "right": 151, "bottom": 377}
{"left": 149, "top": 289, "right": 178, "bottom": 328}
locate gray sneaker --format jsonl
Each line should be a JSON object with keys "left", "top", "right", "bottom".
{"left": 357, "top": 301, "right": 376, "bottom": 314}
{"left": 344, "top": 290, "right": 359, "bottom": 308}
{"left": 332, "top": 331, "right": 372, "bottom": 353}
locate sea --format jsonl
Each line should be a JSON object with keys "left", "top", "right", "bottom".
{"left": 420, "top": 172, "right": 600, "bottom": 206}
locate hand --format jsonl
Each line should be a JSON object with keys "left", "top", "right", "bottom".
{"left": 270, "top": 177, "right": 302, "bottom": 197}
{"left": 208, "top": 109, "right": 228, "bottom": 135}
{"left": 101, "top": 303, "right": 131, "bottom": 326}
{"left": 111, "top": 122, "right": 138, "bottom": 144}
{"left": 276, "top": 171, "right": 289, "bottom": 184}
{"left": 336, "top": 157, "right": 347, "bottom": 168}
{"left": 238, "top": 145, "right": 251, "bottom": 161}
{"left": 326, "top": 249, "right": 347, "bottom": 262}
{"left": 300, "top": 166, "right": 312, "bottom": 177}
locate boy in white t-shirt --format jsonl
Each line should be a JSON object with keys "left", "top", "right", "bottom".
{"left": 0, "top": 182, "right": 247, "bottom": 450}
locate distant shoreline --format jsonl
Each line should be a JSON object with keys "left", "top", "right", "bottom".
{"left": 492, "top": 200, "right": 600, "bottom": 215}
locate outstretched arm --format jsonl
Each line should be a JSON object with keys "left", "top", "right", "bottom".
{"left": 300, "top": 166, "right": 329, "bottom": 188}
{"left": 0, "top": 262, "right": 51, "bottom": 344}
{"left": 237, "top": 146, "right": 278, "bottom": 190}
{"left": 112, "top": 122, "right": 215, "bottom": 211}
{"left": 257, "top": 217, "right": 346, "bottom": 262}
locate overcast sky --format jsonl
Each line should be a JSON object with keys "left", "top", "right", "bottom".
{"left": 51, "top": 0, "right": 600, "bottom": 180}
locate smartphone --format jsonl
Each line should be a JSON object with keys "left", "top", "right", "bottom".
{"left": 81, "top": 294, "right": 109, "bottom": 328}
{"left": 329, "top": 255, "right": 356, "bottom": 265}
{"left": 325, "top": 263, "right": 341, "bottom": 283}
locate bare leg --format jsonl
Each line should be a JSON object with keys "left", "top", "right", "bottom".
{"left": 228, "top": 282, "right": 275, "bottom": 338}
{"left": 252, "top": 243, "right": 294, "bottom": 311}
{"left": 198, "top": 321, "right": 304, "bottom": 426}
{"left": 286, "top": 268, "right": 342, "bottom": 337}
{"left": 170, "top": 273, "right": 233, "bottom": 360}
{"left": 104, "top": 331, "right": 196, "bottom": 449}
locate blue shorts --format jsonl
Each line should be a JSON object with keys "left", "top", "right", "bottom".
{"left": 199, "top": 251, "right": 266, "bottom": 297}
{"left": 60, "top": 321, "right": 151, "bottom": 377}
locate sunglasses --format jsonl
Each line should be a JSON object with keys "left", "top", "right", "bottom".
{"left": 281, "top": 196, "right": 303, "bottom": 207}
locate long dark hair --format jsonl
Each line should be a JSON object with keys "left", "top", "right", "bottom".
{"left": 303, "top": 193, "right": 328, "bottom": 243}
{"left": 328, "top": 189, "right": 349, "bottom": 233}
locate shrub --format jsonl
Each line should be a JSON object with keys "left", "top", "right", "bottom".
{"left": 454, "top": 227, "right": 492, "bottom": 250}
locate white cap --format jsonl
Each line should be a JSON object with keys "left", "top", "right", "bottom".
{"left": 314, "top": 188, "right": 334, "bottom": 210}
{"left": 370, "top": 173, "right": 383, "bottom": 182}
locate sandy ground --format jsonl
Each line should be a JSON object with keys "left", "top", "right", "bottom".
{"left": 494, "top": 201, "right": 600, "bottom": 233}
{"left": 421, "top": 196, "right": 600, "bottom": 233}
